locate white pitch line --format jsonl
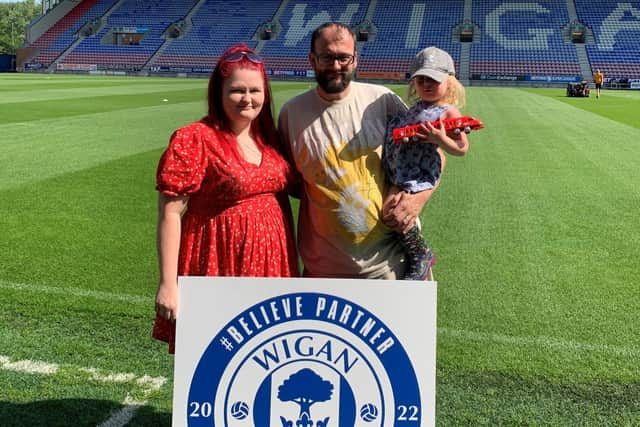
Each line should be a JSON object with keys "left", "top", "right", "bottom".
{"left": 0, "top": 355, "right": 59, "bottom": 374}
{"left": 95, "top": 371, "right": 168, "bottom": 427}
{"left": 0, "top": 279, "right": 149, "bottom": 305}
{"left": 97, "top": 396, "right": 144, "bottom": 427}
{"left": 0, "top": 354, "right": 167, "bottom": 427}
{"left": 3, "top": 278, "right": 639, "bottom": 359}
{"left": 438, "top": 327, "right": 640, "bottom": 358}
{"left": 81, "top": 367, "right": 137, "bottom": 383}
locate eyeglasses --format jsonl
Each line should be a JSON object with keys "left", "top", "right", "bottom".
{"left": 314, "top": 53, "right": 355, "bottom": 66}
{"left": 225, "top": 51, "right": 263, "bottom": 64}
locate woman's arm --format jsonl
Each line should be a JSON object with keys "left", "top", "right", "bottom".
{"left": 155, "top": 193, "right": 188, "bottom": 321}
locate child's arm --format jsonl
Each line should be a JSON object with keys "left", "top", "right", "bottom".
{"left": 424, "top": 106, "right": 469, "bottom": 156}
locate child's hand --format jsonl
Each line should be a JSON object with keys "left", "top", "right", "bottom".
{"left": 409, "top": 121, "right": 448, "bottom": 147}
{"left": 429, "top": 108, "right": 470, "bottom": 156}
{"left": 425, "top": 120, "right": 450, "bottom": 146}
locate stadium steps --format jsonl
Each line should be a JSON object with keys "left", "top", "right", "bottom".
{"left": 254, "top": 0, "right": 290, "bottom": 54}
{"left": 31, "top": 0, "right": 100, "bottom": 50}
{"left": 27, "top": 0, "right": 100, "bottom": 67}
{"left": 565, "top": 0, "right": 579, "bottom": 21}
{"left": 459, "top": 43, "right": 471, "bottom": 84}
{"left": 47, "top": 34, "right": 85, "bottom": 72}
{"left": 458, "top": 0, "right": 473, "bottom": 84}
{"left": 142, "top": 0, "right": 207, "bottom": 73}
{"left": 574, "top": 43, "right": 594, "bottom": 81}
{"left": 46, "top": 0, "right": 123, "bottom": 72}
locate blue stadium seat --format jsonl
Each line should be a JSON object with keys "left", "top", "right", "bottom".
{"left": 30, "top": 0, "right": 120, "bottom": 67}
{"left": 25, "top": 0, "right": 639, "bottom": 80}
{"left": 358, "top": 0, "right": 463, "bottom": 76}
{"left": 61, "top": 0, "right": 198, "bottom": 70}
{"left": 575, "top": 0, "right": 640, "bottom": 79}
{"left": 470, "top": 0, "right": 581, "bottom": 77}
{"left": 258, "top": 0, "right": 367, "bottom": 71}
{"left": 155, "top": 0, "right": 279, "bottom": 70}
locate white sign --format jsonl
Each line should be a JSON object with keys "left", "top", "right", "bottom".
{"left": 173, "top": 277, "right": 437, "bottom": 427}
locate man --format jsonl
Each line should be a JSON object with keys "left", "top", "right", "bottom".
{"left": 593, "top": 69, "right": 604, "bottom": 98}
{"left": 278, "top": 22, "right": 442, "bottom": 279}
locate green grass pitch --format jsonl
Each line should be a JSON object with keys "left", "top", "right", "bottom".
{"left": 1, "top": 74, "right": 639, "bottom": 426}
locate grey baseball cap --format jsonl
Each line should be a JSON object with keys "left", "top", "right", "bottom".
{"left": 409, "top": 46, "right": 455, "bottom": 82}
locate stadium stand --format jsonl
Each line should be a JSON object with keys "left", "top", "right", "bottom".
{"left": 59, "top": 0, "right": 198, "bottom": 71}
{"left": 469, "top": 0, "right": 581, "bottom": 79}
{"left": 258, "top": 0, "right": 368, "bottom": 74}
{"left": 357, "top": 0, "right": 463, "bottom": 78}
{"left": 574, "top": 0, "right": 640, "bottom": 79}
{"left": 28, "top": 0, "right": 118, "bottom": 69}
{"left": 154, "top": 0, "right": 280, "bottom": 72}
{"left": 20, "top": 0, "right": 640, "bottom": 85}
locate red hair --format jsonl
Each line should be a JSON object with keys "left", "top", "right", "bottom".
{"left": 205, "top": 44, "right": 282, "bottom": 159}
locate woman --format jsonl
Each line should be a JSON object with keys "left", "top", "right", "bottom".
{"left": 152, "top": 44, "right": 299, "bottom": 353}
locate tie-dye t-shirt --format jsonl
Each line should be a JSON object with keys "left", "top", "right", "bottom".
{"left": 279, "top": 82, "right": 408, "bottom": 278}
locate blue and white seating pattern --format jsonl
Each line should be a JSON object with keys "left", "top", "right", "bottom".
{"left": 470, "top": 0, "right": 580, "bottom": 77}
{"left": 575, "top": 0, "right": 640, "bottom": 78}
{"left": 25, "top": 0, "right": 640, "bottom": 80}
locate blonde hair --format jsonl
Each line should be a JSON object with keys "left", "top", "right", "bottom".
{"left": 407, "top": 75, "right": 466, "bottom": 109}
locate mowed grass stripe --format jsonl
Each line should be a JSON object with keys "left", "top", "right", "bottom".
{"left": 2, "top": 278, "right": 638, "bottom": 361}
{"left": 524, "top": 87, "right": 640, "bottom": 130}
{"left": 0, "top": 279, "right": 150, "bottom": 305}
{"left": 0, "top": 88, "right": 208, "bottom": 124}
{"left": 0, "top": 149, "right": 159, "bottom": 293}
{"left": 426, "top": 88, "right": 640, "bottom": 357}
{"left": 271, "top": 81, "right": 318, "bottom": 112}
{"left": 1, "top": 76, "right": 639, "bottom": 425}
{"left": 0, "top": 103, "right": 202, "bottom": 190}
{"left": 0, "top": 149, "right": 169, "bottom": 371}
{"left": 0, "top": 74, "right": 204, "bottom": 89}
{"left": 0, "top": 284, "right": 170, "bottom": 377}
{"left": 0, "top": 81, "right": 206, "bottom": 105}
{"left": 436, "top": 365, "right": 640, "bottom": 425}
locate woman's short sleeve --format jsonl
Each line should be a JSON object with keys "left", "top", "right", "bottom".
{"left": 156, "top": 125, "right": 208, "bottom": 196}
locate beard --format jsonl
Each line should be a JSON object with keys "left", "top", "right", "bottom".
{"left": 315, "top": 69, "right": 353, "bottom": 94}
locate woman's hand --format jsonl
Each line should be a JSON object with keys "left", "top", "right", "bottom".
{"left": 155, "top": 193, "right": 187, "bottom": 321}
{"left": 155, "top": 279, "right": 179, "bottom": 321}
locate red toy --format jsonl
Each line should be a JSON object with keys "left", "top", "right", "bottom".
{"left": 392, "top": 116, "right": 484, "bottom": 143}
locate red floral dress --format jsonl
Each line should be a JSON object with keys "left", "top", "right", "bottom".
{"left": 152, "top": 120, "right": 299, "bottom": 353}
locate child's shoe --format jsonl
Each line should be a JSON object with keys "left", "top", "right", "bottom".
{"left": 401, "top": 226, "right": 436, "bottom": 280}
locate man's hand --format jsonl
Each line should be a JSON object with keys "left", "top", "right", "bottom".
{"left": 382, "top": 187, "right": 433, "bottom": 234}
{"left": 382, "top": 150, "right": 446, "bottom": 233}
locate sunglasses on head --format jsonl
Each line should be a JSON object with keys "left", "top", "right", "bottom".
{"left": 225, "top": 51, "right": 263, "bottom": 64}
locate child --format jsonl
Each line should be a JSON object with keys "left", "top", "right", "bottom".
{"left": 384, "top": 46, "right": 469, "bottom": 280}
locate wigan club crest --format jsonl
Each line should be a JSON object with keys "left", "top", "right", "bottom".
{"left": 174, "top": 278, "right": 437, "bottom": 427}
